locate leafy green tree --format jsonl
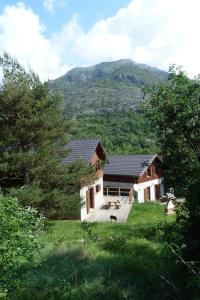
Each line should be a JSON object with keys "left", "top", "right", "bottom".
{"left": 0, "top": 193, "right": 44, "bottom": 297}
{"left": 146, "top": 65, "right": 200, "bottom": 260}
{"left": 146, "top": 67, "right": 200, "bottom": 193}
{"left": 70, "top": 110, "right": 158, "bottom": 155}
{"left": 0, "top": 53, "right": 94, "bottom": 218}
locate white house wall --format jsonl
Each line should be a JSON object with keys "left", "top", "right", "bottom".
{"left": 160, "top": 182, "right": 164, "bottom": 196}
{"left": 134, "top": 177, "right": 164, "bottom": 203}
{"left": 80, "top": 177, "right": 104, "bottom": 221}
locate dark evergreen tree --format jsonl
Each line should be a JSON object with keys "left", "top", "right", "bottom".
{"left": 0, "top": 53, "right": 94, "bottom": 219}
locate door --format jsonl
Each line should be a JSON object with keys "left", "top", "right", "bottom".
{"left": 89, "top": 188, "right": 94, "bottom": 209}
{"left": 86, "top": 190, "right": 90, "bottom": 214}
{"left": 144, "top": 187, "right": 150, "bottom": 202}
{"left": 155, "top": 184, "right": 161, "bottom": 199}
{"left": 86, "top": 188, "right": 94, "bottom": 214}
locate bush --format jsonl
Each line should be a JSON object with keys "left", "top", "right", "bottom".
{"left": 0, "top": 193, "right": 44, "bottom": 297}
{"left": 9, "top": 186, "right": 82, "bottom": 220}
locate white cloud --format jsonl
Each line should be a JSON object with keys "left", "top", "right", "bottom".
{"left": 1, "top": 0, "right": 200, "bottom": 80}
{"left": 43, "top": 0, "right": 54, "bottom": 12}
{"left": 54, "top": 0, "right": 200, "bottom": 74}
{"left": 52, "top": 0, "right": 200, "bottom": 76}
{"left": 0, "top": 2, "right": 71, "bottom": 80}
{"left": 43, "top": 0, "right": 69, "bottom": 12}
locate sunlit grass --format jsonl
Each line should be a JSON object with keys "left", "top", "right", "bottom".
{"left": 14, "top": 203, "right": 181, "bottom": 300}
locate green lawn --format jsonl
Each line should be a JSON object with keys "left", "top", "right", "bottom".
{"left": 14, "top": 203, "right": 185, "bottom": 300}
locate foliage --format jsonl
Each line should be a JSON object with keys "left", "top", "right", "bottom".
{"left": 0, "top": 53, "right": 95, "bottom": 219}
{"left": 146, "top": 66, "right": 200, "bottom": 196}
{"left": 146, "top": 65, "right": 200, "bottom": 294}
{"left": 80, "top": 221, "right": 97, "bottom": 241}
{"left": 70, "top": 110, "right": 158, "bottom": 154}
{"left": 0, "top": 193, "right": 44, "bottom": 297}
{"left": 170, "top": 246, "right": 200, "bottom": 297}
{"left": 9, "top": 160, "right": 96, "bottom": 219}
{"left": 8, "top": 203, "right": 186, "bottom": 300}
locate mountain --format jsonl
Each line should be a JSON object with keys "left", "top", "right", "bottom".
{"left": 49, "top": 59, "right": 168, "bottom": 115}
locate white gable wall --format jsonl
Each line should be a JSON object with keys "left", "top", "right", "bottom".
{"left": 80, "top": 177, "right": 104, "bottom": 221}
{"left": 134, "top": 177, "right": 164, "bottom": 203}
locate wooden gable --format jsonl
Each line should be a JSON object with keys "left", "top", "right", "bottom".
{"left": 137, "top": 157, "right": 164, "bottom": 183}
{"left": 90, "top": 142, "right": 106, "bottom": 167}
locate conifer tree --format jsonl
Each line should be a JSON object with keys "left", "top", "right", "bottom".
{"left": 0, "top": 53, "right": 94, "bottom": 218}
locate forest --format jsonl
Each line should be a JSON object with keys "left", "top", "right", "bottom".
{"left": 69, "top": 110, "right": 158, "bottom": 155}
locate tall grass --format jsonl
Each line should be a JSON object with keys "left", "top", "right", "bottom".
{"left": 11, "top": 203, "right": 187, "bottom": 300}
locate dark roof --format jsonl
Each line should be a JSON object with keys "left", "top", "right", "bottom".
{"left": 64, "top": 139, "right": 103, "bottom": 164}
{"left": 104, "top": 154, "right": 157, "bottom": 177}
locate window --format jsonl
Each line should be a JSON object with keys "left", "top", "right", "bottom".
{"left": 146, "top": 167, "right": 151, "bottom": 176}
{"left": 95, "top": 160, "right": 100, "bottom": 171}
{"left": 153, "top": 165, "right": 158, "bottom": 176}
{"left": 96, "top": 184, "right": 101, "bottom": 193}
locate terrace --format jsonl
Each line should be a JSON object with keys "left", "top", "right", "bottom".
{"left": 87, "top": 195, "right": 133, "bottom": 223}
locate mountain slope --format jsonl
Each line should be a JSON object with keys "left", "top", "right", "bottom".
{"left": 49, "top": 59, "right": 168, "bottom": 115}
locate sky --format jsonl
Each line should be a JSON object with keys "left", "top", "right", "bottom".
{"left": 0, "top": 0, "right": 200, "bottom": 80}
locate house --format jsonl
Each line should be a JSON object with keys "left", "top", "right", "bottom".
{"left": 65, "top": 139, "right": 165, "bottom": 220}
{"left": 64, "top": 139, "right": 106, "bottom": 220}
{"left": 103, "top": 154, "right": 164, "bottom": 202}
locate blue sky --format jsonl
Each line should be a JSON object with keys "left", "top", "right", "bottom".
{"left": 0, "top": 0, "right": 131, "bottom": 36}
{"left": 0, "top": 0, "right": 200, "bottom": 80}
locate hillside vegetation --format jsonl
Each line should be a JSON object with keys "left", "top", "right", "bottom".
{"left": 49, "top": 59, "right": 167, "bottom": 154}
{"left": 69, "top": 111, "right": 158, "bottom": 154}
{"left": 49, "top": 59, "right": 168, "bottom": 116}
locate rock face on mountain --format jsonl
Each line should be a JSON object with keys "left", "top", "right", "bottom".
{"left": 49, "top": 59, "right": 168, "bottom": 115}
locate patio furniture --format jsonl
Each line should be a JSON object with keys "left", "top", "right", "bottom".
{"left": 116, "top": 199, "right": 122, "bottom": 208}
{"left": 105, "top": 199, "right": 121, "bottom": 209}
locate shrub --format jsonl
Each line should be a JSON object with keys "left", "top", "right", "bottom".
{"left": 0, "top": 193, "right": 44, "bottom": 297}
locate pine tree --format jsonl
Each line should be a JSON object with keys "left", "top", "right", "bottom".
{"left": 0, "top": 53, "right": 94, "bottom": 219}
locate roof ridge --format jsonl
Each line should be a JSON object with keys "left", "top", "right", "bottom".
{"left": 69, "top": 138, "right": 100, "bottom": 142}
{"left": 108, "top": 154, "right": 155, "bottom": 157}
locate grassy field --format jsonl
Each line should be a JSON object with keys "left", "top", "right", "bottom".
{"left": 13, "top": 203, "right": 186, "bottom": 300}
